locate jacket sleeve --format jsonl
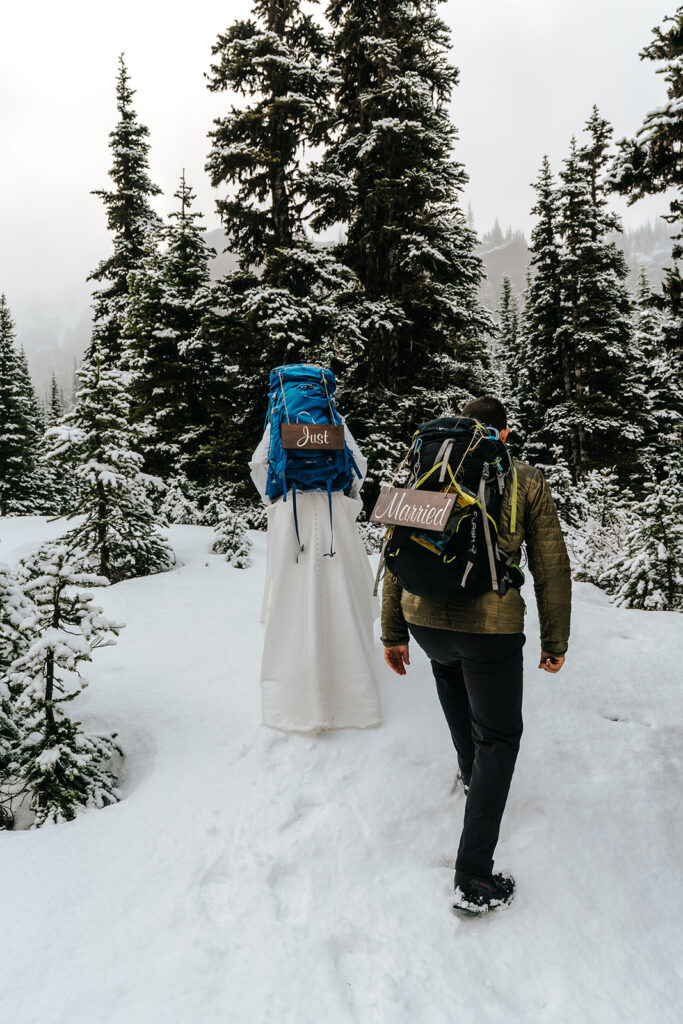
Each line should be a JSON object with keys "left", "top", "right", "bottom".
{"left": 380, "top": 570, "right": 410, "bottom": 647}
{"left": 524, "top": 470, "right": 572, "bottom": 656}
{"left": 248, "top": 423, "right": 272, "bottom": 505}
{"left": 343, "top": 421, "right": 367, "bottom": 499}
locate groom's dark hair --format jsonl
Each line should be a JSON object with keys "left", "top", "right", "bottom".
{"left": 460, "top": 396, "right": 507, "bottom": 432}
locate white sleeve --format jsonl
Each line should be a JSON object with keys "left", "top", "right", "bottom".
{"left": 249, "top": 422, "right": 272, "bottom": 504}
{"left": 343, "top": 422, "right": 367, "bottom": 499}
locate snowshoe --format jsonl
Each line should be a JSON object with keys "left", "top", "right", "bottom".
{"left": 452, "top": 871, "right": 515, "bottom": 917}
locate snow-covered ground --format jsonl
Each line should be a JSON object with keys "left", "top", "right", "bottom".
{"left": 1, "top": 518, "right": 682, "bottom": 1024}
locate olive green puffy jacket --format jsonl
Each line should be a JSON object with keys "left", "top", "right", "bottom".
{"left": 380, "top": 459, "right": 572, "bottom": 655}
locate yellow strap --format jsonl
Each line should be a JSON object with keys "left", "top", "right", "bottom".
{"left": 414, "top": 461, "right": 445, "bottom": 489}
{"left": 510, "top": 464, "right": 518, "bottom": 534}
{"left": 445, "top": 464, "right": 477, "bottom": 505}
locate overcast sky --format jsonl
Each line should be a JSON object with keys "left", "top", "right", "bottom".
{"left": 1, "top": 0, "right": 673, "bottom": 315}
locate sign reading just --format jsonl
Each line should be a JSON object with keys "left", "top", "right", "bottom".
{"left": 280, "top": 423, "right": 346, "bottom": 451}
{"left": 370, "top": 486, "right": 455, "bottom": 532}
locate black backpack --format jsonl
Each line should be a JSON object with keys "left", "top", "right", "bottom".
{"left": 382, "top": 417, "right": 524, "bottom": 601}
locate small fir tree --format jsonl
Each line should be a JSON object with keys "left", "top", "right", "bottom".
{"left": 0, "top": 563, "right": 34, "bottom": 795}
{"left": 631, "top": 269, "right": 683, "bottom": 474}
{"left": 158, "top": 475, "right": 206, "bottom": 526}
{"left": 45, "top": 346, "right": 173, "bottom": 582}
{"left": 572, "top": 468, "right": 625, "bottom": 586}
{"left": 600, "top": 460, "right": 683, "bottom": 611}
{"left": 212, "top": 507, "right": 252, "bottom": 568}
{"left": 9, "top": 544, "right": 123, "bottom": 826}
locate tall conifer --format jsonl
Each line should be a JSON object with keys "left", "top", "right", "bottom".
{"left": 523, "top": 114, "right": 642, "bottom": 479}
{"left": 610, "top": 6, "right": 683, "bottom": 346}
{"left": 518, "top": 157, "right": 563, "bottom": 462}
{"left": 309, "top": 0, "right": 492, "bottom": 500}
{"left": 88, "top": 54, "right": 162, "bottom": 367}
{"left": 204, "top": 0, "right": 358, "bottom": 489}
{"left": 125, "top": 173, "right": 218, "bottom": 482}
{"left": 0, "top": 296, "right": 42, "bottom": 515}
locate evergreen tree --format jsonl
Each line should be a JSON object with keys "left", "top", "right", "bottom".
{"left": 600, "top": 460, "right": 683, "bottom": 611}
{"left": 309, "top": 0, "right": 492, "bottom": 501}
{"left": 46, "top": 375, "right": 65, "bottom": 426}
{"left": 0, "top": 296, "right": 43, "bottom": 515}
{"left": 495, "top": 276, "right": 522, "bottom": 440}
{"left": 0, "top": 563, "right": 33, "bottom": 798}
{"left": 10, "top": 544, "right": 123, "bottom": 826}
{"left": 518, "top": 157, "right": 563, "bottom": 462}
{"left": 525, "top": 112, "right": 642, "bottom": 480}
{"left": 610, "top": 6, "right": 683, "bottom": 346}
{"left": 45, "top": 345, "right": 173, "bottom": 582}
{"left": 204, "top": 0, "right": 359, "bottom": 491}
{"left": 157, "top": 475, "right": 205, "bottom": 526}
{"left": 631, "top": 269, "right": 683, "bottom": 472}
{"left": 572, "top": 468, "right": 625, "bottom": 585}
{"left": 87, "top": 54, "right": 162, "bottom": 367}
{"left": 126, "top": 174, "right": 233, "bottom": 485}
{"left": 498, "top": 277, "right": 519, "bottom": 353}
{"left": 212, "top": 506, "right": 252, "bottom": 568}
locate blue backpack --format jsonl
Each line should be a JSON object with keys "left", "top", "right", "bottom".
{"left": 265, "top": 364, "right": 361, "bottom": 557}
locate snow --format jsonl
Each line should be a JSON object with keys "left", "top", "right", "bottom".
{"left": 1, "top": 517, "right": 682, "bottom": 1023}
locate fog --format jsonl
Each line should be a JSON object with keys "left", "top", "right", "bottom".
{"left": 1, "top": 0, "right": 673, "bottom": 388}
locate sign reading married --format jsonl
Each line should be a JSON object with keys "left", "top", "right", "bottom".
{"left": 370, "top": 486, "right": 455, "bottom": 532}
{"left": 281, "top": 423, "right": 346, "bottom": 451}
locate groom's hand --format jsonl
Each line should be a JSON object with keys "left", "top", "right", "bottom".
{"left": 539, "top": 651, "right": 565, "bottom": 673}
{"left": 384, "top": 645, "right": 410, "bottom": 676}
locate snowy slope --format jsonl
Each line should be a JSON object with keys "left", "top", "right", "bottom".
{"left": 1, "top": 519, "right": 682, "bottom": 1024}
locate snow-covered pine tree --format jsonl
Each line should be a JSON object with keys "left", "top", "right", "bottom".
{"left": 212, "top": 506, "right": 252, "bottom": 568}
{"left": 517, "top": 157, "right": 563, "bottom": 464}
{"left": 87, "top": 54, "right": 162, "bottom": 368}
{"left": 45, "top": 345, "right": 173, "bottom": 582}
{"left": 308, "top": 0, "right": 492, "bottom": 504}
{"left": 631, "top": 269, "right": 683, "bottom": 476}
{"left": 552, "top": 111, "right": 643, "bottom": 479}
{"left": 0, "top": 296, "right": 43, "bottom": 515}
{"left": 498, "top": 278, "right": 519, "bottom": 354}
{"left": 0, "top": 563, "right": 34, "bottom": 806}
{"left": 572, "top": 468, "right": 625, "bottom": 586}
{"left": 9, "top": 544, "right": 123, "bottom": 826}
{"left": 158, "top": 475, "right": 205, "bottom": 526}
{"left": 46, "top": 375, "right": 65, "bottom": 426}
{"left": 38, "top": 374, "right": 76, "bottom": 517}
{"left": 600, "top": 459, "right": 683, "bottom": 611}
{"left": 125, "top": 172, "right": 226, "bottom": 485}
{"left": 610, "top": 6, "right": 683, "bottom": 349}
{"left": 495, "top": 276, "right": 524, "bottom": 443}
{"left": 204, "top": 0, "right": 360, "bottom": 492}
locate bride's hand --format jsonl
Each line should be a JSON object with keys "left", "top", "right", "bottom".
{"left": 384, "top": 645, "right": 410, "bottom": 676}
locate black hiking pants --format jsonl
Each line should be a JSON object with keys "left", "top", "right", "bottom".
{"left": 407, "top": 625, "right": 525, "bottom": 877}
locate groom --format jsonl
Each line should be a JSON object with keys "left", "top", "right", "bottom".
{"left": 381, "top": 396, "right": 571, "bottom": 914}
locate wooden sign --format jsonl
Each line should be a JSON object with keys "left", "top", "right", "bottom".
{"left": 370, "top": 486, "right": 455, "bottom": 532}
{"left": 281, "top": 423, "right": 345, "bottom": 451}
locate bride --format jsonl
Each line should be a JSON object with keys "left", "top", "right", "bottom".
{"left": 249, "top": 369, "right": 381, "bottom": 733}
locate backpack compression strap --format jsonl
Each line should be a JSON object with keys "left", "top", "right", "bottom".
{"left": 478, "top": 466, "right": 499, "bottom": 592}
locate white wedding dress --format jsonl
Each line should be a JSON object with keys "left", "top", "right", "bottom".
{"left": 249, "top": 424, "right": 381, "bottom": 732}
